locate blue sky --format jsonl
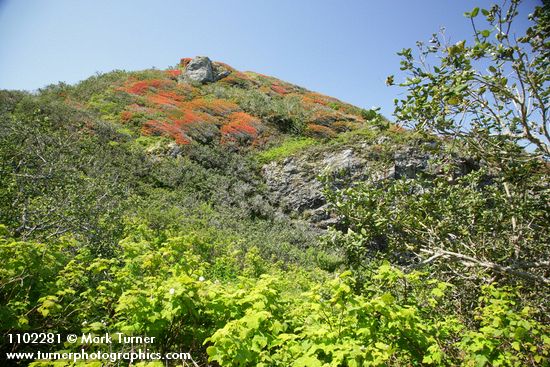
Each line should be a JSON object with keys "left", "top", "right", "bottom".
{"left": 0, "top": 0, "right": 540, "bottom": 118}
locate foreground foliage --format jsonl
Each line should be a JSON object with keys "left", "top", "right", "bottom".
{"left": 1, "top": 225, "right": 548, "bottom": 366}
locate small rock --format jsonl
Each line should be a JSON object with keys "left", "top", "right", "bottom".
{"left": 375, "top": 136, "right": 391, "bottom": 145}
{"left": 213, "top": 65, "right": 231, "bottom": 80}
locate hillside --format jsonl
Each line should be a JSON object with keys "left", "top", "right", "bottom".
{"left": 0, "top": 56, "right": 548, "bottom": 366}
{"left": 55, "top": 56, "right": 369, "bottom": 147}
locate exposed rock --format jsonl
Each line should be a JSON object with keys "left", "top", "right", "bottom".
{"left": 262, "top": 140, "right": 477, "bottom": 228}
{"left": 393, "top": 146, "right": 479, "bottom": 180}
{"left": 375, "top": 136, "right": 391, "bottom": 145}
{"left": 167, "top": 142, "right": 183, "bottom": 158}
{"left": 262, "top": 147, "right": 371, "bottom": 228}
{"left": 180, "top": 56, "right": 231, "bottom": 84}
{"left": 393, "top": 147, "right": 431, "bottom": 179}
{"left": 182, "top": 56, "right": 214, "bottom": 83}
{"left": 213, "top": 64, "right": 231, "bottom": 80}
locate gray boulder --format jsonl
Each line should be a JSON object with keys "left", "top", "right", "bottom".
{"left": 181, "top": 56, "right": 231, "bottom": 84}
{"left": 183, "top": 56, "right": 214, "bottom": 83}
{"left": 213, "top": 65, "right": 231, "bottom": 80}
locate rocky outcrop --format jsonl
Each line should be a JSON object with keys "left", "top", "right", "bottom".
{"left": 262, "top": 146, "right": 372, "bottom": 228}
{"left": 180, "top": 56, "right": 231, "bottom": 84}
{"left": 262, "top": 140, "right": 477, "bottom": 228}
{"left": 393, "top": 147, "right": 431, "bottom": 179}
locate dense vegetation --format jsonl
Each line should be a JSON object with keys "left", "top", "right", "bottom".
{"left": 1, "top": 1, "right": 549, "bottom": 365}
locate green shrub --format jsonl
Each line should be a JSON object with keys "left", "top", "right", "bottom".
{"left": 256, "top": 137, "right": 317, "bottom": 163}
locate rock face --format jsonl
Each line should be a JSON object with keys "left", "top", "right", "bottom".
{"left": 181, "top": 56, "right": 231, "bottom": 84}
{"left": 262, "top": 141, "right": 476, "bottom": 228}
{"left": 183, "top": 56, "right": 215, "bottom": 83}
{"left": 262, "top": 147, "right": 372, "bottom": 228}
{"left": 393, "top": 147, "right": 431, "bottom": 179}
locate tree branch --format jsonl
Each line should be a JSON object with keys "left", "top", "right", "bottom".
{"left": 417, "top": 247, "right": 550, "bottom": 285}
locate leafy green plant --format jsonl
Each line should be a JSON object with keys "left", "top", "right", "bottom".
{"left": 255, "top": 137, "right": 317, "bottom": 163}
{"left": 389, "top": 0, "right": 549, "bottom": 158}
{"left": 458, "top": 285, "right": 549, "bottom": 366}
{"left": 324, "top": 163, "right": 550, "bottom": 287}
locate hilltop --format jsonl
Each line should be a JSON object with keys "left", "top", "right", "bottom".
{"left": 50, "top": 56, "right": 371, "bottom": 149}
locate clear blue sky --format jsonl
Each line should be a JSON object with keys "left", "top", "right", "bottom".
{"left": 0, "top": 0, "right": 540, "bottom": 118}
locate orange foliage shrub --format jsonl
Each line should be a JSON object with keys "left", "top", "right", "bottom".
{"left": 388, "top": 124, "right": 406, "bottom": 133}
{"left": 331, "top": 121, "right": 355, "bottom": 132}
{"left": 174, "top": 82, "right": 197, "bottom": 98}
{"left": 184, "top": 98, "right": 240, "bottom": 116}
{"left": 213, "top": 61, "right": 236, "bottom": 72}
{"left": 147, "top": 91, "right": 185, "bottom": 107}
{"left": 271, "top": 84, "right": 289, "bottom": 95}
{"left": 180, "top": 58, "right": 193, "bottom": 67}
{"left": 219, "top": 72, "right": 253, "bottom": 87}
{"left": 305, "top": 124, "right": 337, "bottom": 139}
{"left": 301, "top": 92, "right": 340, "bottom": 107}
{"left": 220, "top": 112, "right": 260, "bottom": 144}
{"left": 165, "top": 69, "right": 182, "bottom": 78}
{"left": 309, "top": 109, "right": 342, "bottom": 126}
{"left": 120, "top": 111, "right": 133, "bottom": 123}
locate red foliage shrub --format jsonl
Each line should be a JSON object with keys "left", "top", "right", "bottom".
{"left": 271, "top": 84, "right": 289, "bottom": 95}
{"left": 123, "top": 79, "right": 171, "bottom": 95}
{"left": 180, "top": 58, "right": 193, "bottom": 67}
{"left": 221, "top": 123, "right": 258, "bottom": 136}
{"left": 126, "top": 81, "right": 150, "bottom": 95}
{"left": 142, "top": 120, "right": 191, "bottom": 145}
{"left": 165, "top": 69, "right": 182, "bottom": 78}
{"left": 305, "top": 124, "right": 337, "bottom": 139}
{"left": 220, "top": 112, "right": 260, "bottom": 144}
{"left": 228, "top": 111, "right": 258, "bottom": 126}
{"left": 172, "top": 110, "right": 207, "bottom": 127}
